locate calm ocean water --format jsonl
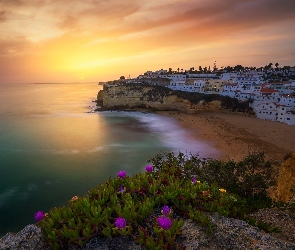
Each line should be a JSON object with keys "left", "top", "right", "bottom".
{"left": 0, "top": 83, "right": 219, "bottom": 236}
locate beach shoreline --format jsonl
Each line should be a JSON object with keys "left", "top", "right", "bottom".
{"left": 156, "top": 110, "right": 295, "bottom": 163}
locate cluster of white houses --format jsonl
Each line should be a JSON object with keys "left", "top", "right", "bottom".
{"left": 135, "top": 69, "right": 295, "bottom": 125}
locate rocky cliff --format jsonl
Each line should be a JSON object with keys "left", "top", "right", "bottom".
{"left": 97, "top": 84, "right": 221, "bottom": 113}
{"left": 275, "top": 153, "right": 295, "bottom": 202}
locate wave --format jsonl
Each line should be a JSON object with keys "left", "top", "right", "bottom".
{"left": 0, "top": 187, "right": 19, "bottom": 207}
{"left": 102, "top": 111, "right": 220, "bottom": 157}
{"left": 0, "top": 184, "right": 40, "bottom": 207}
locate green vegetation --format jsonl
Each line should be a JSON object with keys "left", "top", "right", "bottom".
{"left": 173, "top": 90, "right": 254, "bottom": 114}
{"left": 38, "top": 152, "right": 282, "bottom": 249}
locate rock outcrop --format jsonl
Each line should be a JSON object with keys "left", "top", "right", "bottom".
{"left": 2, "top": 213, "right": 295, "bottom": 250}
{"left": 275, "top": 153, "right": 295, "bottom": 202}
{"left": 97, "top": 84, "right": 221, "bottom": 113}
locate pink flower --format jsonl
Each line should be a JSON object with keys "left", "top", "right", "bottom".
{"left": 157, "top": 216, "right": 172, "bottom": 230}
{"left": 191, "top": 177, "right": 196, "bottom": 184}
{"left": 34, "top": 211, "right": 45, "bottom": 222}
{"left": 145, "top": 165, "right": 153, "bottom": 172}
{"left": 162, "top": 205, "right": 170, "bottom": 216}
{"left": 117, "top": 171, "right": 126, "bottom": 178}
{"left": 119, "top": 186, "right": 125, "bottom": 193}
{"left": 115, "top": 217, "right": 126, "bottom": 229}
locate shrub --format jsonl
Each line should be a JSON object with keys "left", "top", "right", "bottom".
{"left": 37, "top": 152, "right": 277, "bottom": 249}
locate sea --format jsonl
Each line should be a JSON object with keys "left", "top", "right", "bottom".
{"left": 0, "top": 83, "right": 219, "bottom": 237}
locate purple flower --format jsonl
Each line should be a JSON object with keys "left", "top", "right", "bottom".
{"left": 162, "top": 205, "right": 170, "bottom": 216}
{"left": 157, "top": 216, "right": 172, "bottom": 230}
{"left": 117, "top": 171, "right": 126, "bottom": 178}
{"left": 145, "top": 165, "right": 153, "bottom": 172}
{"left": 191, "top": 177, "right": 196, "bottom": 184}
{"left": 34, "top": 211, "right": 45, "bottom": 222}
{"left": 119, "top": 186, "right": 125, "bottom": 193}
{"left": 115, "top": 217, "right": 126, "bottom": 229}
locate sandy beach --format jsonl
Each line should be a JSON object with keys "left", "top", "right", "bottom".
{"left": 157, "top": 111, "right": 295, "bottom": 163}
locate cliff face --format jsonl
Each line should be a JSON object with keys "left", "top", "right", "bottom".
{"left": 275, "top": 153, "right": 295, "bottom": 202}
{"left": 97, "top": 84, "right": 221, "bottom": 113}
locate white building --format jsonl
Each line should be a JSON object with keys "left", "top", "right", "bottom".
{"left": 186, "top": 73, "right": 216, "bottom": 78}
{"left": 277, "top": 105, "right": 293, "bottom": 123}
{"left": 162, "top": 74, "right": 186, "bottom": 81}
{"left": 255, "top": 102, "right": 278, "bottom": 121}
{"left": 192, "top": 79, "right": 206, "bottom": 92}
{"left": 219, "top": 83, "right": 238, "bottom": 97}
{"left": 285, "top": 110, "right": 295, "bottom": 125}
{"left": 235, "top": 91, "right": 253, "bottom": 101}
{"left": 220, "top": 72, "right": 238, "bottom": 81}
{"left": 279, "top": 93, "right": 295, "bottom": 106}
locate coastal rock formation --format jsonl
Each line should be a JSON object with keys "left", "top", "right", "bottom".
{"left": 2, "top": 213, "right": 295, "bottom": 250}
{"left": 275, "top": 153, "right": 295, "bottom": 202}
{"left": 97, "top": 84, "right": 221, "bottom": 113}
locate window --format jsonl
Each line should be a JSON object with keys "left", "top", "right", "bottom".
{"left": 287, "top": 118, "right": 290, "bottom": 120}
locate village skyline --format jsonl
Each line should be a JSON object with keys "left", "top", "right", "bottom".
{"left": 103, "top": 61, "right": 295, "bottom": 125}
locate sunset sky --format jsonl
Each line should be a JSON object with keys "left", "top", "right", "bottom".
{"left": 1, "top": 0, "right": 295, "bottom": 83}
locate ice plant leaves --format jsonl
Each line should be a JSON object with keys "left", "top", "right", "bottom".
{"left": 37, "top": 152, "right": 278, "bottom": 250}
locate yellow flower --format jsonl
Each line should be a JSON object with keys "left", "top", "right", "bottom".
{"left": 219, "top": 188, "right": 226, "bottom": 193}
{"left": 70, "top": 195, "right": 79, "bottom": 201}
{"left": 197, "top": 181, "right": 201, "bottom": 184}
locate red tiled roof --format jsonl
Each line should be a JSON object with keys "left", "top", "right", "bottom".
{"left": 271, "top": 82, "right": 292, "bottom": 85}
{"left": 260, "top": 88, "right": 279, "bottom": 93}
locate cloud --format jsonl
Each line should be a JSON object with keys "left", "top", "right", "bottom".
{"left": 0, "top": 11, "right": 6, "bottom": 22}
{"left": 0, "top": 37, "right": 33, "bottom": 56}
{"left": 0, "top": 0, "right": 295, "bottom": 83}
{"left": 2, "top": 0, "right": 295, "bottom": 43}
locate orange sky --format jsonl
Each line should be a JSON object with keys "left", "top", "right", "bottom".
{"left": 1, "top": 0, "right": 295, "bottom": 83}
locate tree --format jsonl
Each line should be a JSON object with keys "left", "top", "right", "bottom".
{"left": 177, "top": 68, "right": 180, "bottom": 73}
{"left": 225, "top": 66, "right": 233, "bottom": 72}
{"left": 120, "top": 76, "right": 125, "bottom": 79}
{"left": 168, "top": 68, "right": 172, "bottom": 74}
{"left": 275, "top": 63, "right": 279, "bottom": 69}
{"left": 234, "top": 65, "right": 244, "bottom": 72}
{"left": 199, "top": 66, "right": 202, "bottom": 72}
